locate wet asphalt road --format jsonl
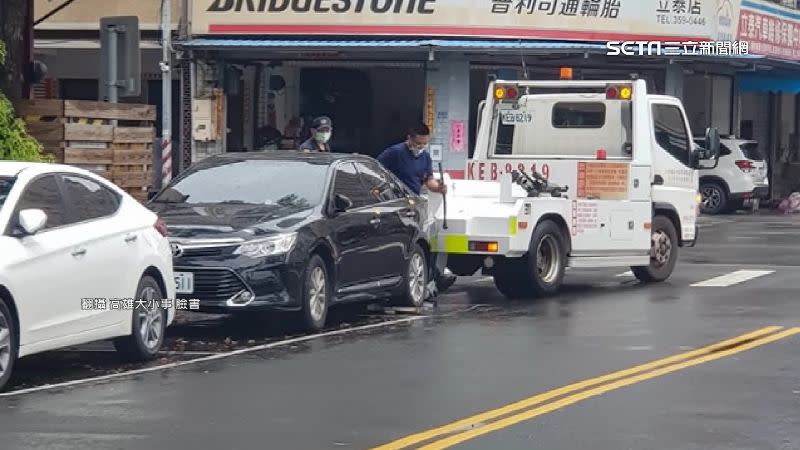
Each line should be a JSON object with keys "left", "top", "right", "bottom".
{"left": 1, "top": 212, "right": 800, "bottom": 450}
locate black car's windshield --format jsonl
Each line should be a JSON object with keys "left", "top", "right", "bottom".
{"left": 0, "top": 177, "right": 14, "bottom": 212}
{"left": 152, "top": 159, "right": 329, "bottom": 209}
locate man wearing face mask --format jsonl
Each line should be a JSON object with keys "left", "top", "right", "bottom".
{"left": 299, "top": 116, "right": 333, "bottom": 152}
{"left": 377, "top": 123, "right": 447, "bottom": 196}
{"left": 377, "top": 123, "right": 457, "bottom": 294}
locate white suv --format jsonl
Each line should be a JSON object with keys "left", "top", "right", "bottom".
{"left": 693, "top": 136, "right": 769, "bottom": 215}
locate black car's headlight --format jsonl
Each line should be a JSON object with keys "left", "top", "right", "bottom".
{"left": 233, "top": 233, "right": 298, "bottom": 258}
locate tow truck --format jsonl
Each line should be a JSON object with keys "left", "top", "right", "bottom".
{"left": 428, "top": 79, "right": 721, "bottom": 298}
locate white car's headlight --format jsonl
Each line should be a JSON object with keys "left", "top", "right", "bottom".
{"left": 233, "top": 233, "right": 298, "bottom": 258}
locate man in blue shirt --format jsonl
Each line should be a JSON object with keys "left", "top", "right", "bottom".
{"left": 377, "top": 123, "right": 456, "bottom": 294}
{"left": 377, "top": 123, "right": 448, "bottom": 195}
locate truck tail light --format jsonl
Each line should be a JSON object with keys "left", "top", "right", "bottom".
{"left": 154, "top": 218, "right": 168, "bottom": 237}
{"left": 469, "top": 241, "right": 499, "bottom": 253}
{"left": 494, "top": 85, "right": 519, "bottom": 101}
{"left": 735, "top": 160, "right": 754, "bottom": 171}
{"left": 606, "top": 85, "right": 632, "bottom": 100}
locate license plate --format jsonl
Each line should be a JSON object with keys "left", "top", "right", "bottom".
{"left": 175, "top": 272, "right": 194, "bottom": 294}
{"left": 501, "top": 111, "right": 532, "bottom": 125}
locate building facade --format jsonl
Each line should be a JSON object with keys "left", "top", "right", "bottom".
{"left": 31, "top": 0, "right": 800, "bottom": 197}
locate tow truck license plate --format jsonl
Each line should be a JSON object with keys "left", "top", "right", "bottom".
{"left": 501, "top": 111, "right": 532, "bottom": 125}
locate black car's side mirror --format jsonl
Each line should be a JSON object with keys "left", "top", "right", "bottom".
{"left": 333, "top": 194, "right": 353, "bottom": 213}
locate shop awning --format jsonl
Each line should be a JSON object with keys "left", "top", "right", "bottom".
{"left": 736, "top": 73, "right": 800, "bottom": 93}
{"left": 179, "top": 38, "right": 777, "bottom": 62}
{"left": 179, "top": 38, "right": 609, "bottom": 52}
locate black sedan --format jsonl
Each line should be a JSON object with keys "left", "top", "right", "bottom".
{"left": 148, "top": 152, "right": 431, "bottom": 331}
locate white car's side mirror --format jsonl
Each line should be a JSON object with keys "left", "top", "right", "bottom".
{"left": 18, "top": 209, "right": 47, "bottom": 235}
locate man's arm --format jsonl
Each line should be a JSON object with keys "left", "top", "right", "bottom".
{"left": 376, "top": 147, "right": 394, "bottom": 171}
{"left": 423, "top": 155, "right": 447, "bottom": 194}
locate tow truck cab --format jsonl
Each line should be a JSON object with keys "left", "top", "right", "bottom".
{"left": 432, "top": 79, "right": 720, "bottom": 295}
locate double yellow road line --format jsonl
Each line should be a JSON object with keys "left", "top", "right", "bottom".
{"left": 371, "top": 326, "right": 800, "bottom": 450}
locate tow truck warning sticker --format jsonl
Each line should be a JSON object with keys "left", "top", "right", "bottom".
{"left": 572, "top": 200, "right": 600, "bottom": 236}
{"left": 501, "top": 111, "right": 532, "bottom": 125}
{"left": 467, "top": 161, "right": 550, "bottom": 181}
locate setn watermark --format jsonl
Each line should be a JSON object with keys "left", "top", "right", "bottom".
{"left": 81, "top": 298, "right": 200, "bottom": 311}
{"left": 607, "top": 40, "right": 749, "bottom": 56}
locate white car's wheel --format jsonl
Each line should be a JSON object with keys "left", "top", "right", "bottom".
{"left": 700, "top": 182, "right": 727, "bottom": 215}
{"left": 0, "top": 297, "right": 17, "bottom": 392}
{"left": 114, "top": 275, "right": 166, "bottom": 362}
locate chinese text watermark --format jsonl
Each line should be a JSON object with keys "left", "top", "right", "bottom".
{"left": 607, "top": 40, "right": 750, "bottom": 56}
{"left": 81, "top": 298, "right": 200, "bottom": 311}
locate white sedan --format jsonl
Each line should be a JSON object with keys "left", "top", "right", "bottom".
{"left": 0, "top": 162, "right": 175, "bottom": 391}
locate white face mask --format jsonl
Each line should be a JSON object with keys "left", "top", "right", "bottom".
{"left": 315, "top": 131, "right": 332, "bottom": 144}
{"left": 408, "top": 141, "right": 428, "bottom": 156}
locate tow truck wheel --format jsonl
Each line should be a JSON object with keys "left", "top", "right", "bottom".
{"left": 493, "top": 220, "right": 567, "bottom": 299}
{"left": 526, "top": 220, "right": 567, "bottom": 296}
{"left": 631, "top": 215, "right": 678, "bottom": 283}
{"left": 493, "top": 258, "right": 533, "bottom": 299}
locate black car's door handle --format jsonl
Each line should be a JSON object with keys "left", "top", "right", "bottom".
{"left": 369, "top": 217, "right": 381, "bottom": 226}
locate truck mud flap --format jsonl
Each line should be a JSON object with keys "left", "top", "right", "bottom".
{"left": 685, "top": 225, "right": 698, "bottom": 248}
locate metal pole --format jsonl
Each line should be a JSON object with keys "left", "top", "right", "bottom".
{"left": 161, "top": 0, "right": 173, "bottom": 186}
{"left": 107, "top": 26, "right": 118, "bottom": 103}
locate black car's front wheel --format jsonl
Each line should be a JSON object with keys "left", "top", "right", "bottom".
{"left": 393, "top": 243, "right": 428, "bottom": 307}
{"left": 301, "top": 255, "right": 330, "bottom": 332}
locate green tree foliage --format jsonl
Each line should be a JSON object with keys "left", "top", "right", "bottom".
{"left": 0, "top": 40, "right": 46, "bottom": 162}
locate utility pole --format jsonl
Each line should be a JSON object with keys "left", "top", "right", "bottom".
{"left": 23, "top": 0, "right": 34, "bottom": 99}
{"left": 160, "top": 0, "right": 173, "bottom": 185}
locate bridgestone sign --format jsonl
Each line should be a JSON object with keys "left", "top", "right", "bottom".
{"left": 207, "top": 0, "right": 437, "bottom": 13}
{"left": 191, "top": 0, "right": 730, "bottom": 42}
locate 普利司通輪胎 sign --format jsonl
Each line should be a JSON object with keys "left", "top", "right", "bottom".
{"left": 194, "top": 0, "right": 717, "bottom": 41}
